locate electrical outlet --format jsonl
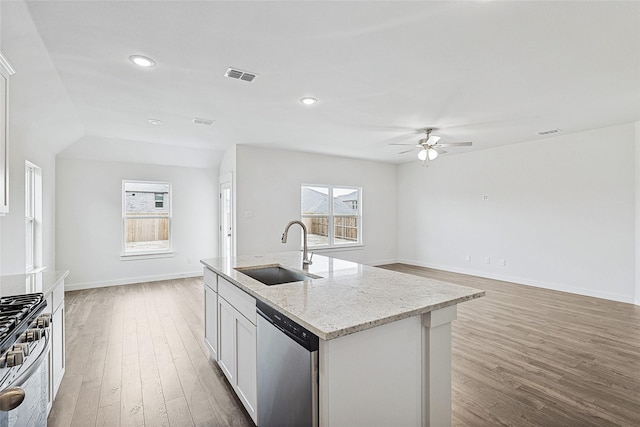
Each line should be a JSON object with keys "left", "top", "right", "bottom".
{"left": 187, "top": 257, "right": 192, "bottom": 264}
{"left": 485, "top": 257, "right": 491, "bottom": 264}
{"left": 500, "top": 259, "right": 506, "bottom": 267}
{"left": 465, "top": 255, "right": 471, "bottom": 262}
{"left": 482, "top": 194, "right": 489, "bottom": 201}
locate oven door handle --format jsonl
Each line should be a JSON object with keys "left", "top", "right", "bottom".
{"left": 10, "top": 329, "right": 50, "bottom": 389}
{"left": 0, "top": 387, "right": 25, "bottom": 412}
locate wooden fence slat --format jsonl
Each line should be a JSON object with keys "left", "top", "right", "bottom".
{"left": 306, "top": 217, "right": 358, "bottom": 242}
{"left": 125, "top": 218, "right": 169, "bottom": 243}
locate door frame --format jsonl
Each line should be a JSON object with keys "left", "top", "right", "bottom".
{"left": 219, "top": 172, "right": 234, "bottom": 258}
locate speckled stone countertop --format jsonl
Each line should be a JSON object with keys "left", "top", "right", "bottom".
{"left": 0, "top": 270, "right": 69, "bottom": 299}
{"left": 201, "top": 252, "right": 484, "bottom": 340}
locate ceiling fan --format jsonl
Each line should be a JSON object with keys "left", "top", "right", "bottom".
{"left": 392, "top": 128, "right": 472, "bottom": 163}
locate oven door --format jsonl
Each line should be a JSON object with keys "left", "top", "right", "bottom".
{"left": 0, "top": 329, "right": 50, "bottom": 427}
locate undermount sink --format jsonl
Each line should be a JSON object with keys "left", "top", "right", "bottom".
{"left": 236, "top": 266, "right": 320, "bottom": 286}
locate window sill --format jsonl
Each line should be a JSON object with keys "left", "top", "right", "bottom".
{"left": 120, "top": 251, "right": 174, "bottom": 261}
{"left": 308, "top": 244, "right": 363, "bottom": 253}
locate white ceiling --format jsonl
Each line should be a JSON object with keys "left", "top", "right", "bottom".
{"left": 3, "top": 1, "right": 639, "bottom": 167}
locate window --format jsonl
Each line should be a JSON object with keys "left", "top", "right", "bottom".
{"left": 154, "top": 193, "right": 164, "bottom": 208}
{"left": 123, "top": 181, "right": 171, "bottom": 255}
{"left": 301, "top": 185, "right": 361, "bottom": 248}
{"left": 25, "top": 162, "right": 42, "bottom": 271}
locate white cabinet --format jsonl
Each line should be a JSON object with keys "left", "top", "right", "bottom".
{"left": 235, "top": 312, "right": 257, "bottom": 419}
{"left": 203, "top": 269, "right": 258, "bottom": 424}
{"left": 46, "top": 278, "right": 66, "bottom": 414}
{"left": 0, "top": 51, "right": 15, "bottom": 215}
{"left": 51, "top": 302, "right": 65, "bottom": 394}
{"left": 216, "top": 276, "right": 258, "bottom": 425}
{"left": 217, "top": 296, "right": 236, "bottom": 382}
{"left": 204, "top": 268, "right": 218, "bottom": 361}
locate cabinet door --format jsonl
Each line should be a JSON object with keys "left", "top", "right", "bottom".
{"left": 217, "top": 297, "right": 236, "bottom": 383}
{"left": 0, "top": 53, "right": 10, "bottom": 215}
{"left": 204, "top": 285, "right": 218, "bottom": 360}
{"left": 235, "top": 313, "right": 257, "bottom": 424}
{"left": 52, "top": 303, "right": 65, "bottom": 397}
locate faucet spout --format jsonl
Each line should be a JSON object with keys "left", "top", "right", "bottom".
{"left": 281, "top": 220, "right": 312, "bottom": 265}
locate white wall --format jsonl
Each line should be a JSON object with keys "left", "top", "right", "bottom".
{"left": 0, "top": 0, "right": 83, "bottom": 275}
{"left": 0, "top": 133, "right": 57, "bottom": 274}
{"left": 234, "top": 146, "right": 397, "bottom": 265}
{"left": 636, "top": 121, "right": 640, "bottom": 306}
{"left": 56, "top": 157, "right": 218, "bottom": 289}
{"left": 398, "top": 123, "right": 637, "bottom": 303}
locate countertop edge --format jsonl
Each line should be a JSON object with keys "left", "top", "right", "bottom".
{"left": 56, "top": 270, "right": 70, "bottom": 285}
{"left": 0, "top": 269, "right": 70, "bottom": 299}
{"left": 321, "top": 290, "right": 485, "bottom": 340}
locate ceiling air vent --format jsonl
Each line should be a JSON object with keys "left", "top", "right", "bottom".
{"left": 193, "top": 117, "right": 215, "bottom": 126}
{"left": 225, "top": 67, "right": 258, "bottom": 82}
{"left": 537, "top": 129, "right": 561, "bottom": 136}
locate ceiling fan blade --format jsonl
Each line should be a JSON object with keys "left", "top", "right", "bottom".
{"left": 389, "top": 142, "right": 419, "bottom": 146}
{"left": 433, "top": 147, "right": 447, "bottom": 154}
{"left": 397, "top": 148, "right": 416, "bottom": 154}
{"left": 436, "top": 141, "right": 472, "bottom": 147}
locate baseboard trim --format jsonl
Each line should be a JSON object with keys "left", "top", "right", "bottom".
{"left": 65, "top": 271, "right": 204, "bottom": 291}
{"left": 397, "top": 259, "right": 635, "bottom": 305}
{"left": 364, "top": 258, "right": 398, "bottom": 266}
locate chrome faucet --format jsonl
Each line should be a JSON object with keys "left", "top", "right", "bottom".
{"left": 281, "top": 220, "right": 312, "bottom": 266}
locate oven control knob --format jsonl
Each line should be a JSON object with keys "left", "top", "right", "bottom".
{"left": 37, "top": 315, "right": 51, "bottom": 328}
{"left": 12, "top": 343, "right": 29, "bottom": 357}
{"left": 5, "top": 350, "right": 24, "bottom": 367}
{"left": 25, "top": 329, "right": 43, "bottom": 342}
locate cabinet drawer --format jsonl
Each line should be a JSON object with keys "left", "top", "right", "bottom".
{"left": 218, "top": 276, "right": 256, "bottom": 325}
{"left": 204, "top": 268, "right": 217, "bottom": 292}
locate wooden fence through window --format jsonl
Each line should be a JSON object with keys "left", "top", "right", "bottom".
{"left": 306, "top": 217, "right": 358, "bottom": 241}
{"left": 125, "top": 217, "right": 169, "bottom": 243}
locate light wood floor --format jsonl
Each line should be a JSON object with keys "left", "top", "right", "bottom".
{"left": 379, "top": 264, "right": 640, "bottom": 427}
{"left": 48, "top": 267, "right": 640, "bottom": 426}
{"left": 47, "top": 278, "right": 253, "bottom": 427}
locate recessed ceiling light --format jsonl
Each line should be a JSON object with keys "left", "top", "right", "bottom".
{"left": 300, "top": 97, "right": 318, "bottom": 106}
{"left": 537, "top": 128, "right": 561, "bottom": 136}
{"left": 147, "top": 119, "right": 162, "bottom": 125}
{"left": 130, "top": 55, "right": 156, "bottom": 68}
{"left": 192, "top": 117, "right": 215, "bottom": 126}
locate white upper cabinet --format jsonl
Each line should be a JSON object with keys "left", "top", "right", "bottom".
{"left": 0, "top": 51, "right": 15, "bottom": 215}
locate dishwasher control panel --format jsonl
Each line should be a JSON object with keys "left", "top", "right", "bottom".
{"left": 257, "top": 300, "right": 319, "bottom": 351}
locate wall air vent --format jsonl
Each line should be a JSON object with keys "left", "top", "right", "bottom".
{"left": 537, "top": 129, "right": 561, "bottom": 136}
{"left": 193, "top": 117, "right": 215, "bottom": 126}
{"left": 225, "top": 67, "right": 258, "bottom": 82}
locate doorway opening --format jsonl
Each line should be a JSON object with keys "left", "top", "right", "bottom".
{"left": 219, "top": 174, "right": 233, "bottom": 259}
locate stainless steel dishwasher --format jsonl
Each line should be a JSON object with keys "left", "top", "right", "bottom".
{"left": 256, "top": 300, "right": 319, "bottom": 427}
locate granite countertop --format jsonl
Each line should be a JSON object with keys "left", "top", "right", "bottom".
{"left": 0, "top": 270, "right": 69, "bottom": 299}
{"left": 201, "top": 252, "right": 484, "bottom": 340}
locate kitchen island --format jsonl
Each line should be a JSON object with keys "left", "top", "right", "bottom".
{"left": 201, "top": 252, "right": 484, "bottom": 427}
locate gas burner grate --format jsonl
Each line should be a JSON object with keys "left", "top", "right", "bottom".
{"left": 0, "top": 293, "right": 46, "bottom": 355}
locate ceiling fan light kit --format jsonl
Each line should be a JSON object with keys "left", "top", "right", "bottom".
{"left": 392, "top": 127, "right": 472, "bottom": 164}
{"left": 417, "top": 148, "right": 438, "bottom": 162}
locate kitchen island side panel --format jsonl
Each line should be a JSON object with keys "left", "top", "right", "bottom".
{"left": 319, "top": 315, "right": 422, "bottom": 427}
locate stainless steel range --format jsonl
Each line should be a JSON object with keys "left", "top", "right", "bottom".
{"left": 0, "top": 293, "right": 50, "bottom": 427}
